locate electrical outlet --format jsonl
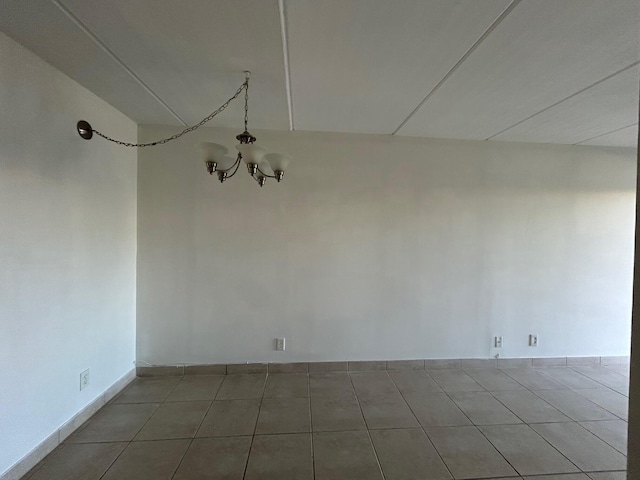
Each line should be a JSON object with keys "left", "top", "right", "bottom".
{"left": 529, "top": 334, "right": 538, "bottom": 347}
{"left": 494, "top": 336, "right": 503, "bottom": 348}
{"left": 80, "top": 369, "right": 90, "bottom": 390}
{"left": 275, "top": 338, "right": 286, "bottom": 351}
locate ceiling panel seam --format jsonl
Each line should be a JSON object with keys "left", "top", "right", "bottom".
{"left": 278, "top": 0, "right": 294, "bottom": 131}
{"left": 391, "top": 0, "right": 522, "bottom": 136}
{"left": 574, "top": 122, "right": 638, "bottom": 146}
{"left": 51, "top": 0, "right": 188, "bottom": 126}
{"left": 486, "top": 61, "right": 640, "bottom": 141}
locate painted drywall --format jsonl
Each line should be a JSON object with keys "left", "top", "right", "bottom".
{"left": 0, "top": 32, "right": 137, "bottom": 476}
{"left": 137, "top": 125, "right": 636, "bottom": 365}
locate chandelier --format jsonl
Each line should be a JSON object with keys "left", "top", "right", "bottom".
{"left": 75, "top": 71, "right": 292, "bottom": 187}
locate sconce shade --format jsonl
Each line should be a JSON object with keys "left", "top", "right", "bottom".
{"left": 200, "top": 142, "right": 228, "bottom": 163}
{"left": 216, "top": 155, "right": 237, "bottom": 171}
{"left": 236, "top": 144, "right": 267, "bottom": 165}
{"left": 265, "top": 153, "right": 292, "bottom": 172}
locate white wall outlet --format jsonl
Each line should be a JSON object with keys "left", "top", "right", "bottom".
{"left": 275, "top": 338, "right": 286, "bottom": 351}
{"left": 494, "top": 336, "right": 503, "bottom": 348}
{"left": 80, "top": 369, "right": 90, "bottom": 390}
{"left": 529, "top": 334, "right": 538, "bottom": 347}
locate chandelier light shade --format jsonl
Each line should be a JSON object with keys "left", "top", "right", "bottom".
{"left": 75, "top": 71, "right": 292, "bottom": 188}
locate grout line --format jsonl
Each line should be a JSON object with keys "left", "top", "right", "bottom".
{"left": 392, "top": 0, "right": 522, "bottom": 135}
{"left": 240, "top": 373, "right": 268, "bottom": 479}
{"left": 573, "top": 122, "right": 639, "bottom": 146}
{"left": 486, "top": 61, "right": 640, "bottom": 140}
{"left": 278, "top": 0, "right": 295, "bottom": 131}
{"left": 306, "top": 373, "right": 316, "bottom": 479}
{"left": 50, "top": 0, "right": 188, "bottom": 126}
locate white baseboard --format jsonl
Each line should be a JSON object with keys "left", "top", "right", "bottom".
{"left": 0, "top": 368, "right": 136, "bottom": 480}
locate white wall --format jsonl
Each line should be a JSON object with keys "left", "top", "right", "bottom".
{"left": 137, "top": 125, "right": 636, "bottom": 365}
{"left": 0, "top": 32, "right": 137, "bottom": 476}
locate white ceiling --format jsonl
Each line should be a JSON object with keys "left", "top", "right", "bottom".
{"left": 0, "top": 0, "right": 638, "bottom": 147}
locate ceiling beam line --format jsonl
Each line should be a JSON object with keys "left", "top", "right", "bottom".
{"left": 574, "top": 122, "right": 638, "bottom": 146}
{"left": 278, "top": 0, "right": 295, "bottom": 131}
{"left": 486, "top": 60, "right": 640, "bottom": 141}
{"left": 392, "top": 0, "right": 522, "bottom": 136}
{"left": 50, "top": 0, "right": 188, "bottom": 126}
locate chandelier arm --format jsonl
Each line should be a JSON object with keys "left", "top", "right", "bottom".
{"left": 256, "top": 166, "right": 277, "bottom": 179}
{"left": 79, "top": 80, "right": 248, "bottom": 147}
{"left": 224, "top": 157, "right": 243, "bottom": 179}
{"left": 217, "top": 154, "right": 242, "bottom": 174}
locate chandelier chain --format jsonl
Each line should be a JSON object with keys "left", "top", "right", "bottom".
{"left": 91, "top": 80, "right": 249, "bottom": 148}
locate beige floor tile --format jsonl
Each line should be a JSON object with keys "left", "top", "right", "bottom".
{"left": 492, "top": 390, "right": 571, "bottom": 423}
{"left": 531, "top": 422, "right": 627, "bottom": 471}
{"left": 370, "top": 428, "right": 452, "bottom": 480}
{"left": 172, "top": 436, "right": 251, "bottom": 480}
{"left": 523, "top": 475, "right": 589, "bottom": 480}
{"left": 426, "top": 426, "right": 518, "bottom": 479}
{"left": 449, "top": 391, "right": 522, "bottom": 425}
{"left": 101, "top": 439, "right": 190, "bottom": 480}
{"left": 387, "top": 370, "right": 443, "bottom": 395}
{"left": 255, "top": 397, "right": 311, "bottom": 434}
{"left": 263, "top": 373, "right": 309, "bottom": 398}
{"left": 573, "top": 389, "right": 629, "bottom": 420}
{"left": 310, "top": 395, "right": 367, "bottom": 432}
{"left": 587, "top": 472, "right": 627, "bottom": 480}
{"left": 579, "top": 419, "right": 628, "bottom": 454}
{"left": 215, "top": 374, "right": 266, "bottom": 400}
{"left": 404, "top": 392, "right": 472, "bottom": 427}
{"left": 114, "top": 377, "right": 181, "bottom": 403}
{"left": 480, "top": 424, "right": 579, "bottom": 476}
{"left": 502, "top": 369, "right": 567, "bottom": 390}
{"left": 464, "top": 368, "right": 526, "bottom": 391}
{"left": 244, "top": 433, "right": 313, "bottom": 480}
{"left": 534, "top": 390, "right": 618, "bottom": 421}
{"left": 428, "top": 369, "right": 485, "bottom": 392}
{"left": 313, "top": 431, "right": 383, "bottom": 480}
{"left": 349, "top": 372, "right": 399, "bottom": 396}
{"left": 68, "top": 403, "right": 159, "bottom": 443}
{"left": 164, "top": 375, "right": 224, "bottom": 402}
{"left": 196, "top": 399, "right": 260, "bottom": 437}
{"left": 572, "top": 366, "right": 629, "bottom": 389}
{"left": 134, "top": 401, "right": 210, "bottom": 440}
{"left": 29, "top": 443, "right": 127, "bottom": 480}
{"left": 358, "top": 393, "right": 420, "bottom": 429}
{"left": 603, "top": 364, "right": 630, "bottom": 377}
{"left": 309, "top": 373, "right": 355, "bottom": 397}
{"left": 537, "top": 367, "right": 603, "bottom": 389}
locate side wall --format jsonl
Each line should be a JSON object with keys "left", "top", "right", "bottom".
{"left": 136, "top": 126, "right": 636, "bottom": 366}
{"left": 0, "top": 33, "right": 137, "bottom": 476}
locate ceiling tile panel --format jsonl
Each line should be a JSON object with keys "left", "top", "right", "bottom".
{"left": 398, "top": 0, "right": 640, "bottom": 142}
{"left": 493, "top": 65, "right": 639, "bottom": 145}
{"left": 580, "top": 124, "right": 639, "bottom": 148}
{"left": 58, "top": 0, "right": 290, "bottom": 129}
{"left": 286, "top": 0, "right": 512, "bottom": 134}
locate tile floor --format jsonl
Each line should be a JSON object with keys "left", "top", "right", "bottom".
{"left": 22, "top": 364, "right": 629, "bottom": 479}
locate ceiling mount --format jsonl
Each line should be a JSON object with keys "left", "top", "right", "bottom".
{"left": 76, "top": 120, "right": 93, "bottom": 140}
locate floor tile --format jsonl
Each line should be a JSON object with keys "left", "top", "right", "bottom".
{"left": 426, "top": 425, "right": 518, "bottom": 479}
{"left": 101, "top": 439, "right": 190, "bottom": 480}
{"left": 215, "top": 374, "right": 266, "bottom": 400}
{"left": 134, "top": 401, "right": 210, "bottom": 440}
{"left": 537, "top": 367, "right": 603, "bottom": 389}
{"left": 464, "top": 368, "right": 526, "bottom": 391}
{"left": 428, "top": 369, "right": 485, "bottom": 392}
{"left": 449, "top": 391, "right": 522, "bottom": 425}
{"left": 349, "top": 372, "right": 399, "bottom": 396}
{"left": 502, "top": 369, "right": 567, "bottom": 390}
{"left": 603, "top": 364, "right": 630, "bottom": 377}
{"left": 404, "top": 392, "right": 471, "bottom": 427}
{"left": 534, "top": 389, "right": 617, "bottom": 421}
{"left": 523, "top": 475, "right": 589, "bottom": 480}
{"left": 263, "top": 373, "right": 309, "bottom": 398}
{"left": 172, "top": 436, "right": 251, "bottom": 480}
{"left": 245, "top": 433, "right": 313, "bottom": 480}
{"left": 28, "top": 442, "right": 127, "bottom": 480}
{"left": 196, "top": 399, "right": 260, "bottom": 437}
{"left": 480, "top": 424, "right": 579, "bottom": 476}
{"left": 309, "top": 373, "right": 355, "bottom": 397}
{"left": 610, "top": 384, "right": 630, "bottom": 396}
{"left": 348, "top": 360, "right": 387, "bottom": 372}
{"left": 310, "top": 395, "right": 367, "bottom": 432}
{"left": 387, "top": 370, "right": 443, "bottom": 395}
{"left": 573, "top": 389, "right": 629, "bottom": 420}
{"left": 358, "top": 393, "right": 420, "bottom": 429}
{"left": 370, "top": 428, "right": 452, "bottom": 480}
{"left": 572, "top": 366, "right": 629, "bottom": 389}
{"left": 308, "top": 361, "right": 349, "bottom": 373}
{"left": 165, "top": 375, "right": 224, "bottom": 402}
{"left": 579, "top": 419, "right": 628, "bottom": 454}
{"left": 114, "top": 377, "right": 181, "bottom": 403}
{"left": 255, "top": 397, "right": 311, "bottom": 434}
{"left": 587, "top": 473, "right": 627, "bottom": 480}
{"left": 531, "top": 422, "right": 627, "bottom": 471}
{"left": 313, "top": 430, "right": 383, "bottom": 480}
{"left": 492, "top": 390, "right": 571, "bottom": 423}
{"left": 68, "top": 403, "right": 159, "bottom": 443}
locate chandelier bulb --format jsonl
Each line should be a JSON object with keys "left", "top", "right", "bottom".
{"left": 247, "top": 164, "right": 258, "bottom": 175}
{"left": 206, "top": 161, "right": 216, "bottom": 175}
{"left": 275, "top": 171, "right": 284, "bottom": 182}
{"left": 217, "top": 171, "right": 227, "bottom": 183}
{"left": 257, "top": 176, "right": 266, "bottom": 187}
